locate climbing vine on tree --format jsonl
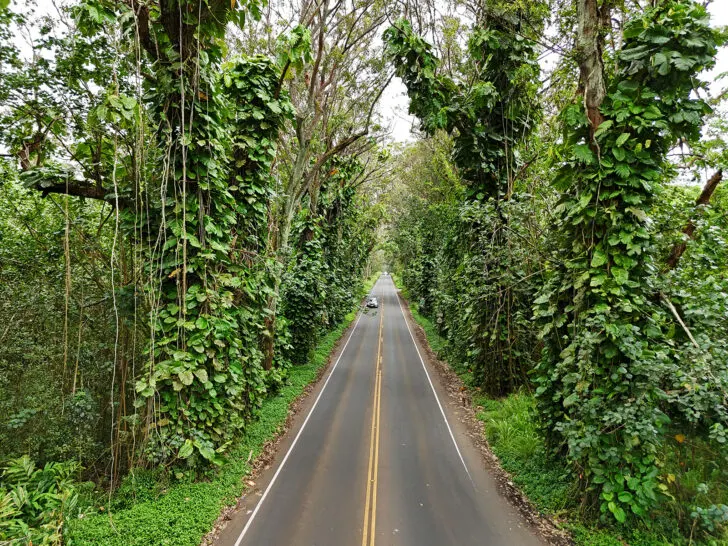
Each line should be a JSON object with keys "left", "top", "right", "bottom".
{"left": 281, "top": 155, "right": 377, "bottom": 365}
{"left": 384, "top": 5, "right": 545, "bottom": 394}
{"left": 136, "top": 56, "right": 295, "bottom": 466}
{"left": 533, "top": 0, "right": 723, "bottom": 523}
{"left": 40, "top": 0, "right": 302, "bottom": 467}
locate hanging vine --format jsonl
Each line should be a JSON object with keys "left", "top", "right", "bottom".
{"left": 533, "top": 0, "right": 722, "bottom": 522}
{"left": 384, "top": 5, "right": 544, "bottom": 394}
{"left": 134, "top": 53, "right": 295, "bottom": 465}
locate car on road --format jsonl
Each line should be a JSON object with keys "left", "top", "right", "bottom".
{"left": 366, "top": 297, "right": 378, "bottom": 308}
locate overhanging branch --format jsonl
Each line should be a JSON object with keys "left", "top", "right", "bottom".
{"left": 665, "top": 169, "right": 723, "bottom": 270}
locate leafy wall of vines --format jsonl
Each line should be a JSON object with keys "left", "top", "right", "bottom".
{"left": 533, "top": 0, "right": 722, "bottom": 522}
{"left": 384, "top": 8, "right": 544, "bottom": 394}
{"left": 135, "top": 53, "right": 295, "bottom": 465}
{"left": 281, "top": 156, "right": 377, "bottom": 365}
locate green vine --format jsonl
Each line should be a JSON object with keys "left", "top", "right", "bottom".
{"left": 134, "top": 53, "right": 294, "bottom": 466}
{"left": 533, "top": 0, "right": 722, "bottom": 523}
{"left": 384, "top": 9, "right": 544, "bottom": 394}
{"left": 281, "top": 156, "right": 375, "bottom": 365}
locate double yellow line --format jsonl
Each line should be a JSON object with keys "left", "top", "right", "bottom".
{"left": 362, "top": 300, "right": 383, "bottom": 546}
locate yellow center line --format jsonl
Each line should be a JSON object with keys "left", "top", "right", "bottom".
{"left": 362, "top": 300, "right": 384, "bottom": 546}
{"left": 370, "top": 368, "right": 381, "bottom": 546}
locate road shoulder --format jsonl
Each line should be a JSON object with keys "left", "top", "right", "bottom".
{"left": 203, "top": 307, "right": 369, "bottom": 546}
{"left": 393, "top": 289, "right": 573, "bottom": 546}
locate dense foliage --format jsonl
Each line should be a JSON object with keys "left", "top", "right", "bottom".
{"left": 0, "top": 0, "right": 384, "bottom": 540}
{"left": 2, "top": 0, "right": 728, "bottom": 543}
{"left": 534, "top": 0, "right": 725, "bottom": 524}
{"left": 385, "top": 0, "right": 728, "bottom": 542}
{"left": 0, "top": 456, "right": 85, "bottom": 544}
{"left": 384, "top": 3, "right": 546, "bottom": 394}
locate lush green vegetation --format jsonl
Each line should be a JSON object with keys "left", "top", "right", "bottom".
{"left": 406, "top": 298, "right": 728, "bottom": 545}
{"left": 1, "top": 0, "right": 385, "bottom": 539}
{"left": 383, "top": 0, "right": 728, "bottom": 542}
{"left": 0, "top": 270, "right": 376, "bottom": 544}
{"left": 2, "top": 0, "right": 728, "bottom": 543}
{"left": 69, "top": 279, "right": 376, "bottom": 545}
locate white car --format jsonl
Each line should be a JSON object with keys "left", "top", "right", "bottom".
{"left": 366, "top": 297, "right": 379, "bottom": 308}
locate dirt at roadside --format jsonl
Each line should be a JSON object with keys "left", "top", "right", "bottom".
{"left": 396, "top": 291, "right": 574, "bottom": 546}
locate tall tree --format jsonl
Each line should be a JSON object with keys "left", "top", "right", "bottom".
{"left": 384, "top": 0, "right": 546, "bottom": 393}
{"left": 533, "top": 0, "right": 721, "bottom": 521}
{"left": 236, "top": 0, "right": 394, "bottom": 369}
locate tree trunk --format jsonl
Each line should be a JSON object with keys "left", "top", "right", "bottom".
{"left": 262, "top": 140, "right": 310, "bottom": 369}
{"left": 577, "top": 0, "right": 608, "bottom": 140}
{"left": 665, "top": 169, "right": 723, "bottom": 270}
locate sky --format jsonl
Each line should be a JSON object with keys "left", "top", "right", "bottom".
{"left": 378, "top": 2, "right": 728, "bottom": 143}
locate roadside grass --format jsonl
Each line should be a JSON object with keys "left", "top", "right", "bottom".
{"left": 401, "top": 292, "right": 728, "bottom": 546}
{"left": 69, "top": 273, "right": 380, "bottom": 545}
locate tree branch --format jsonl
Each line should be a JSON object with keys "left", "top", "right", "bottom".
{"left": 38, "top": 180, "right": 129, "bottom": 208}
{"left": 122, "top": 0, "right": 159, "bottom": 61}
{"left": 665, "top": 169, "right": 723, "bottom": 270}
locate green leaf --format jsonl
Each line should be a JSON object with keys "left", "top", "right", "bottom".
{"left": 197, "top": 445, "right": 216, "bottom": 461}
{"left": 594, "top": 119, "right": 614, "bottom": 139}
{"left": 620, "top": 44, "right": 650, "bottom": 62}
{"left": 626, "top": 207, "right": 648, "bottom": 222}
{"left": 615, "top": 163, "right": 631, "bottom": 178}
{"left": 612, "top": 268, "right": 628, "bottom": 285}
{"left": 616, "top": 133, "right": 630, "bottom": 147}
{"left": 193, "top": 369, "right": 209, "bottom": 383}
{"left": 178, "top": 371, "right": 194, "bottom": 386}
{"left": 178, "top": 439, "right": 194, "bottom": 459}
{"left": 591, "top": 249, "right": 608, "bottom": 268}
{"left": 573, "top": 144, "right": 596, "bottom": 164}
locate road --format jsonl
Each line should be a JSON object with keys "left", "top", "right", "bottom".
{"left": 216, "top": 275, "right": 543, "bottom": 546}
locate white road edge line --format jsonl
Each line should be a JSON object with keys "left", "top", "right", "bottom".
{"left": 392, "top": 280, "right": 474, "bottom": 485}
{"left": 233, "top": 283, "right": 374, "bottom": 546}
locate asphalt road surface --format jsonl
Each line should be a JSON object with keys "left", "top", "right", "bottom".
{"left": 216, "top": 275, "right": 543, "bottom": 546}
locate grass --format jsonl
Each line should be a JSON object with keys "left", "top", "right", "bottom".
{"left": 398, "top": 284, "right": 728, "bottom": 546}
{"left": 69, "top": 273, "right": 380, "bottom": 546}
